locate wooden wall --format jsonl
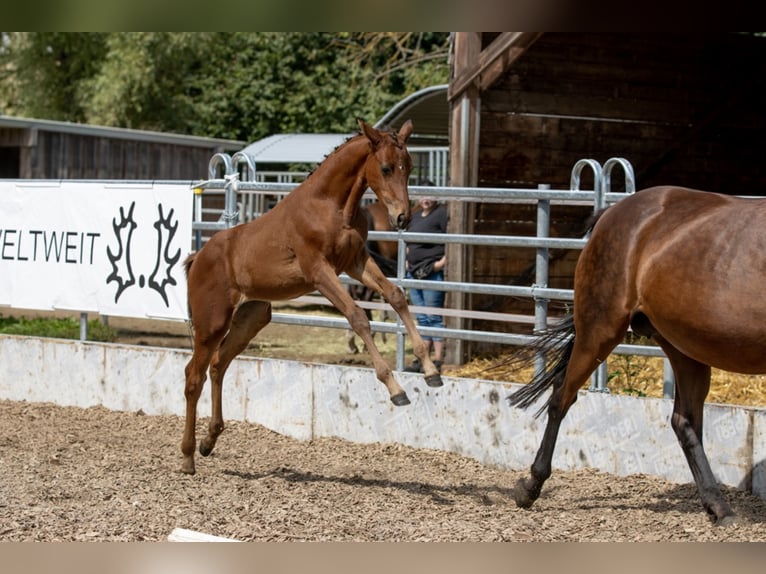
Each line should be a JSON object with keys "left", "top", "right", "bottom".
{"left": 479, "top": 33, "right": 766, "bottom": 193}
{"left": 0, "top": 127, "right": 238, "bottom": 180}
{"left": 462, "top": 33, "right": 766, "bottom": 355}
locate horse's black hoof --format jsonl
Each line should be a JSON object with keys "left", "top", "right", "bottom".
{"left": 425, "top": 373, "right": 443, "bottom": 388}
{"left": 391, "top": 392, "right": 411, "bottom": 406}
{"left": 513, "top": 480, "right": 535, "bottom": 509}
{"left": 714, "top": 513, "right": 737, "bottom": 527}
{"left": 199, "top": 441, "right": 213, "bottom": 457}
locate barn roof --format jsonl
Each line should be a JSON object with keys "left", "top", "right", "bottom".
{"left": 0, "top": 115, "right": 245, "bottom": 150}
{"left": 238, "top": 133, "right": 352, "bottom": 164}
{"left": 375, "top": 83, "right": 448, "bottom": 144}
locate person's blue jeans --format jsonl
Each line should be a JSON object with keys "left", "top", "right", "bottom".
{"left": 407, "top": 270, "right": 445, "bottom": 342}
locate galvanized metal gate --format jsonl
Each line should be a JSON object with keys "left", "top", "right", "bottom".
{"left": 189, "top": 154, "right": 674, "bottom": 396}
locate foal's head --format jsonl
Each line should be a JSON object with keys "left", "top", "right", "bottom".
{"left": 358, "top": 118, "right": 414, "bottom": 230}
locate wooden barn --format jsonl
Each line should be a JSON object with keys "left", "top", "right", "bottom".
{"left": 0, "top": 115, "right": 244, "bottom": 180}
{"left": 441, "top": 32, "right": 766, "bottom": 359}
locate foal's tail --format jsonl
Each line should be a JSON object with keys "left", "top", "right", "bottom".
{"left": 183, "top": 253, "right": 197, "bottom": 322}
{"left": 507, "top": 314, "right": 576, "bottom": 418}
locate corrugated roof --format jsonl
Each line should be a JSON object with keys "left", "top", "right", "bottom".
{"left": 375, "top": 84, "right": 448, "bottom": 144}
{"left": 238, "top": 133, "right": 352, "bottom": 164}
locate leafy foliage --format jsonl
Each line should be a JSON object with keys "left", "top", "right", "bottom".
{"left": 1, "top": 32, "right": 450, "bottom": 143}
{"left": 0, "top": 32, "right": 108, "bottom": 121}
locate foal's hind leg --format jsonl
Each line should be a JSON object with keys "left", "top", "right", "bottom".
{"left": 655, "top": 338, "right": 736, "bottom": 525}
{"left": 200, "top": 300, "right": 272, "bottom": 459}
{"left": 182, "top": 319, "right": 230, "bottom": 475}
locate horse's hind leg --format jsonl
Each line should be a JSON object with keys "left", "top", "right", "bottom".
{"left": 514, "top": 335, "right": 609, "bottom": 506}
{"left": 656, "top": 338, "right": 735, "bottom": 525}
{"left": 199, "top": 300, "right": 272, "bottom": 459}
{"left": 514, "top": 312, "right": 628, "bottom": 509}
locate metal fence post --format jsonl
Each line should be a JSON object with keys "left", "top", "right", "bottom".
{"left": 663, "top": 358, "right": 675, "bottom": 399}
{"left": 80, "top": 312, "right": 87, "bottom": 342}
{"left": 395, "top": 232, "right": 407, "bottom": 371}
{"left": 534, "top": 184, "right": 550, "bottom": 379}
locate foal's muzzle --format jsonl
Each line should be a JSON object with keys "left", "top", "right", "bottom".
{"left": 395, "top": 212, "right": 410, "bottom": 230}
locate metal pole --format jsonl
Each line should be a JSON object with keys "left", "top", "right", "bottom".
{"left": 663, "top": 358, "right": 675, "bottom": 399}
{"left": 79, "top": 312, "right": 87, "bottom": 341}
{"left": 395, "top": 232, "right": 407, "bottom": 371}
{"left": 534, "top": 184, "right": 550, "bottom": 379}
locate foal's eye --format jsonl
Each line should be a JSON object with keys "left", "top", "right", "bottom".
{"left": 381, "top": 165, "right": 393, "bottom": 177}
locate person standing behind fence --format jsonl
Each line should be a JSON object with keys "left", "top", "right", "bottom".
{"left": 404, "top": 183, "right": 448, "bottom": 373}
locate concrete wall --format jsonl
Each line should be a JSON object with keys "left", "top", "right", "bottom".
{"left": 1, "top": 334, "right": 764, "bottom": 499}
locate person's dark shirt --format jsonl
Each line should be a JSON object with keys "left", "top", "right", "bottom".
{"left": 406, "top": 203, "right": 448, "bottom": 268}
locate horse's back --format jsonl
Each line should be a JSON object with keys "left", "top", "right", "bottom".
{"left": 583, "top": 185, "right": 766, "bottom": 373}
{"left": 590, "top": 186, "right": 766, "bottom": 257}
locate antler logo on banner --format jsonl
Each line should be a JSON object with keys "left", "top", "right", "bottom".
{"left": 106, "top": 201, "right": 181, "bottom": 306}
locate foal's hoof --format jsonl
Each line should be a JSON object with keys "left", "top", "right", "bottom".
{"left": 425, "top": 373, "right": 443, "bottom": 388}
{"left": 180, "top": 461, "right": 196, "bottom": 475}
{"left": 199, "top": 440, "right": 214, "bottom": 457}
{"left": 391, "top": 392, "right": 411, "bottom": 406}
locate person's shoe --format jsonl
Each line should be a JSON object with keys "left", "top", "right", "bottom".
{"left": 403, "top": 358, "right": 423, "bottom": 373}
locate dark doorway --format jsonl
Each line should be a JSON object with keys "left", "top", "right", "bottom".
{"left": 0, "top": 147, "right": 20, "bottom": 178}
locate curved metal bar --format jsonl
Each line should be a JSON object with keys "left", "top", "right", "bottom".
{"left": 231, "top": 152, "right": 257, "bottom": 182}
{"left": 208, "top": 153, "right": 234, "bottom": 180}
{"left": 602, "top": 157, "right": 636, "bottom": 196}
{"left": 569, "top": 159, "right": 604, "bottom": 210}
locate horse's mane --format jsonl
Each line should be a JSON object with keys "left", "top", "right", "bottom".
{"left": 304, "top": 132, "right": 362, "bottom": 181}
{"left": 304, "top": 124, "right": 403, "bottom": 181}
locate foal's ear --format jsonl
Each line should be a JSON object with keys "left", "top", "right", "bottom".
{"left": 357, "top": 118, "right": 381, "bottom": 147}
{"left": 398, "top": 119, "right": 414, "bottom": 143}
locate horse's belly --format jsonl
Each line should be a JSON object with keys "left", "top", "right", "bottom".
{"left": 240, "top": 278, "right": 313, "bottom": 302}
{"left": 648, "top": 314, "right": 766, "bottom": 374}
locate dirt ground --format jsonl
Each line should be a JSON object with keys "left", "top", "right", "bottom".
{"left": 2, "top": 399, "right": 766, "bottom": 542}
{"left": 2, "top": 308, "right": 766, "bottom": 541}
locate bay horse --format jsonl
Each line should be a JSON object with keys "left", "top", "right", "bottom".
{"left": 346, "top": 201, "right": 398, "bottom": 354}
{"left": 181, "top": 119, "right": 443, "bottom": 475}
{"left": 509, "top": 185, "right": 766, "bottom": 525}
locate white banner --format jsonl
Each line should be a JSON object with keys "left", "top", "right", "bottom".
{"left": 0, "top": 181, "right": 194, "bottom": 321}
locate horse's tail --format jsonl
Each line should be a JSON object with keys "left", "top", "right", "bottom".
{"left": 369, "top": 249, "right": 397, "bottom": 277}
{"left": 507, "top": 314, "right": 576, "bottom": 418}
{"left": 183, "top": 253, "right": 196, "bottom": 322}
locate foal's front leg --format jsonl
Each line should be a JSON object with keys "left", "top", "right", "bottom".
{"left": 313, "top": 266, "right": 410, "bottom": 405}
{"left": 359, "top": 261, "right": 443, "bottom": 388}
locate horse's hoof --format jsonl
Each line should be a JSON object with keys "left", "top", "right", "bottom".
{"left": 714, "top": 513, "right": 738, "bottom": 527}
{"left": 425, "top": 373, "right": 443, "bottom": 387}
{"left": 199, "top": 440, "right": 213, "bottom": 457}
{"left": 391, "top": 392, "right": 411, "bottom": 406}
{"left": 180, "top": 462, "right": 196, "bottom": 475}
{"left": 513, "top": 480, "right": 535, "bottom": 509}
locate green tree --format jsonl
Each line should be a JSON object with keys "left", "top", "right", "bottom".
{"left": 0, "top": 32, "right": 108, "bottom": 121}
{"left": 81, "top": 32, "right": 204, "bottom": 132}
{"left": 1, "top": 32, "right": 450, "bottom": 142}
